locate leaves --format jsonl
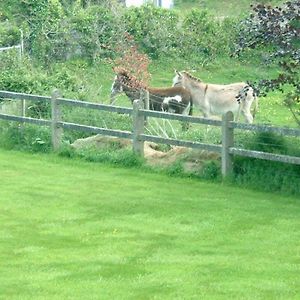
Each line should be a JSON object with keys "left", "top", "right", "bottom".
{"left": 235, "top": 0, "right": 300, "bottom": 126}
{"left": 113, "top": 33, "right": 151, "bottom": 88}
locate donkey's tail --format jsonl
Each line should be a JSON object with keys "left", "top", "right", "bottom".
{"left": 246, "top": 82, "right": 259, "bottom": 119}
{"left": 235, "top": 83, "right": 258, "bottom": 120}
{"left": 252, "top": 95, "right": 258, "bottom": 119}
{"left": 189, "top": 98, "right": 193, "bottom": 116}
{"left": 235, "top": 84, "right": 252, "bottom": 105}
{"left": 235, "top": 84, "right": 251, "bottom": 122}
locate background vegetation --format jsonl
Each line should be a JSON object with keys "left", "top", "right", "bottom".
{"left": 1, "top": 2, "right": 300, "bottom": 298}
{"left": 0, "top": 0, "right": 299, "bottom": 195}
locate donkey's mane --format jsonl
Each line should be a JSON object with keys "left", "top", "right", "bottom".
{"left": 116, "top": 68, "right": 147, "bottom": 89}
{"left": 181, "top": 71, "right": 203, "bottom": 83}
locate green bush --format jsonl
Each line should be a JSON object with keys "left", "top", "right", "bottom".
{"left": 232, "top": 132, "right": 300, "bottom": 195}
{"left": 246, "top": 131, "right": 288, "bottom": 155}
{"left": 239, "top": 131, "right": 300, "bottom": 157}
{"left": 21, "top": 0, "right": 66, "bottom": 62}
{"left": 124, "top": 4, "right": 179, "bottom": 58}
{"left": 233, "top": 157, "right": 300, "bottom": 195}
{"left": 0, "top": 21, "right": 20, "bottom": 46}
{"left": 0, "top": 55, "right": 83, "bottom": 118}
{"left": 2, "top": 2, "right": 239, "bottom": 64}
{"left": 0, "top": 55, "right": 48, "bottom": 94}
{"left": 71, "top": 5, "right": 121, "bottom": 60}
{"left": 180, "top": 9, "right": 236, "bottom": 61}
{"left": 0, "top": 122, "right": 51, "bottom": 153}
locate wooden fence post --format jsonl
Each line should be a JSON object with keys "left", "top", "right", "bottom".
{"left": 132, "top": 99, "right": 145, "bottom": 157}
{"left": 140, "top": 89, "right": 149, "bottom": 125}
{"left": 51, "top": 89, "right": 63, "bottom": 150}
{"left": 222, "top": 111, "right": 234, "bottom": 177}
{"left": 20, "top": 99, "right": 26, "bottom": 117}
{"left": 142, "top": 90, "right": 149, "bottom": 110}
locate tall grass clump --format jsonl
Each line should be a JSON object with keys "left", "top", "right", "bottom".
{"left": 59, "top": 143, "right": 144, "bottom": 168}
{"left": 232, "top": 132, "right": 300, "bottom": 195}
{"left": 233, "top": 158, "right": 300, "bottom": 195}
{"left": 0, "top": 122, "right": 51, "bottom": 153}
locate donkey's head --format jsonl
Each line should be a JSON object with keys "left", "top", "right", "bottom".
{"left": 172, "top": 70, "right": 186, "bottom": 88}
{"left": 110, "top": 69, "right": 145, "bottom": 104}
{"left": 173, "top": 70, "right": 203, "bottom": 91}
{"left": 110, "top": 75, "right": 123, "bottom": 104}
{"left": 110, "top": 70, "right": 131, "bottom": 104}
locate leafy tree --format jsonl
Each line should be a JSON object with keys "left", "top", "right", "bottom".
{"left": 113, "top": 33, "right": 151, "bottom": 87}
{"left": 235, "top": 0, "right": 300, "bottom": 125}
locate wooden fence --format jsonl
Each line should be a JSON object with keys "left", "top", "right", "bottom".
{"left": 1, "top": 90, "right": 300, "bottom": 177}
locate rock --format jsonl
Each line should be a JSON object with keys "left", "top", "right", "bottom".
{"left": 71, "top": 135, "right": 131, "bottom": 150}
{"left": 71, "top": 135, "right": 220, "bottom": 172}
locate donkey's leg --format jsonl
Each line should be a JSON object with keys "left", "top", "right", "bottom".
{"left": 235, "top": 103, "right": 242, "bottom": 122}
{"left": 181, "top": 102, "right": 191, "bottom": 131}
{"left": 182, "top": 102, "right": 191, "bottom": 116}
{"left": 203, "top": 111, "right": 211, "bottom": 118}
{"left": 241, "top": 107, "right": 253, "bottom": 123}
{"left": 242, "top": 98, "right": 254, "bottom": 123}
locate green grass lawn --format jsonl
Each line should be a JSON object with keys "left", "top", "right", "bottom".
{"left": 0, "top": 149, "right": 299, "bottom": 299}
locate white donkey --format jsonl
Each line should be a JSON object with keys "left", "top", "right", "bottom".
{"left": 172, "top": 70, "right": 258, "bottom": 123}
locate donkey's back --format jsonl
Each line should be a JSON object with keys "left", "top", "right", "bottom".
{"left": 206, "top": 82, "right": 257, "bottom": 123}
{"left": 148, "top": 86, "right": 192, "bottom": 115}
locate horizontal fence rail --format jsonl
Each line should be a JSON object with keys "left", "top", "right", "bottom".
{"left": 0, "top": 90, "right": 51, "bottom": 102}
{"left": 140, "top": 134, "right": 222, "bottom": 153}
{"left": 230, "top": 148, "right": 300, "bottom": 165}
{"left": 59, "top": 121, "right": 132, "bottom": 139}
{"left": 0, "top": 90, "right": 300, "bottom": 177}
{"left": 58, "top": 98, "right": 133, "bottom": 115}
{"left": 0, "top": 113, "right": 51, "bottom": 126}
{"left": 0, "top": 45, "right": 21, "bottom": 51}
{"left": 230, "top": 121, "right": 300, "bottom": 137}
{"left": 140, "top": 109, "right": 222, "bottom": 126}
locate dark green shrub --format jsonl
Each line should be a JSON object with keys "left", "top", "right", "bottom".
{"left": 246, "top": 131, "right": 288, "bottom": 155}
{"left": 20, "top": 0, "right": 66, "bottom": 63}
{"left": 71, "top": 5, "right": 121, "bottom": 60}
{"left": 243, "top": 131, "right": 300, "bottom": 157}
{"left": 123, "top": 4, "right": 179, "bottom": 58}
{"left": 180, "top": 9, "right": 236, "bottom": 61}
{"left": 200, "top": 160, "right": 221, "bottom": 180}
{"left": 166, "top": 160, "right": 184, "bottom": 176}
{"left": 0, "top": 22, "right": 20, "bottom": 46}
{"left": 0, "top": 55, "right": 83, "bottom": 118}
{"left": 0, "top": 122, "right": 51, "bottom": 153}
{"left": 233, "top": 157, "right": 300, "bottom": 195}
{"left": 232, "top": 132, "right": 300, "bottom": 195}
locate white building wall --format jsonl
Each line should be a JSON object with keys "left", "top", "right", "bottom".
{"left": 154, "top": 0, "right": 173, "bottom": 9}
{"left": 125, "top": 0, "right": 173, "bottom": 9}
{"left": 125, "top": 0, "right": 146, "bottom": 7}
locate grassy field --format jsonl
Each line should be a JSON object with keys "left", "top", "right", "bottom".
{"left": 174, "top": 0, "right": 285, "bottom": 16}
{"left": 62, "top": 57, "right": 298, "bottom": 129}
{"left": 1, "top": 149, "right": 299, "bottom": 299}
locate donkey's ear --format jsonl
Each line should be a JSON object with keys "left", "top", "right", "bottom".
{"left": 174, "top": 69, "right": 182, "bottom": 77}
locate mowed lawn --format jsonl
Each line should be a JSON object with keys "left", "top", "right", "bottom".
{"left": 0, "top": 150, "right": 299, "bottom": 300}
